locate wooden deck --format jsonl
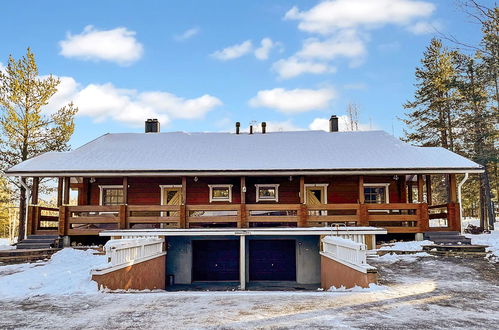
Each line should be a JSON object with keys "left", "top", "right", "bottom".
{"left": 27, "top": 202, "right": 460, "bottom": 236}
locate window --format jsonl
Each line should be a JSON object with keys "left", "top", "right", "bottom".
{"left": 255, "top": 184, "right": 279, "bottom": 202}
{"left": 364, "top": 184, "right": 390, "bottom": 204}
{"left": 209, "top": 184, "right": 233, "bottom": 202}
{"left": 99, "top": 185, "right": 124, "bottom": 206}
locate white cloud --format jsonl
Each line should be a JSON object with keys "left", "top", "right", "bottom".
{"left": 309, "top": 115, "right": 373, "bottom": 131}
{"left": 254, "top": 38, "right": 276, "bottom": 60}
{"left": 174, "top": 27, "right": 200, "bottom": 41}
{"left": 406, "top": 20, "right": 441, "bottom": 35}
{"left": 285, "top": 0, "right": 435, "bottom": 35}
{"left": 249, "top": 88, "right": 335, "bottom": 114}
{"left": 211, "top": 40, "right": 253, "bottom": 61}
{"left": 272, "top": 57, "right": 335, "bottom": 79}
{"left": 59, "top": 26, "right": 144, "bottom": 65}
{"left": 45, "top": 76, "right": 222, "bottom": 126}
{"left": 297, "top": 30, "right": 366, "bottom": 61}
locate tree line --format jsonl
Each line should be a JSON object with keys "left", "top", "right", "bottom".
{"left": 403, "top": 1, "right": 498, "bottom": 228}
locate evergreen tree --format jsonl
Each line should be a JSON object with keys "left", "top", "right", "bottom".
{"left": 0, "top": 48, "right": 78, "bottom": 241}
{"left": 403, "top": 38, "right": 461, "bottom": 152}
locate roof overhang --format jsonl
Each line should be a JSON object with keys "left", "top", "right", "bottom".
{"left": 99, "top": 227, "right": 388, "bottom": 237}
{"left": 4, "top": 168, "right": 485, "bottom": 177}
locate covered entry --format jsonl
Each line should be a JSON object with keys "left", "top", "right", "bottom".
{"left": 192, "top": 240, "right": 239, "bottom": 281}
{"left": 249, "top": 240, "right": 296, "bottom": 281}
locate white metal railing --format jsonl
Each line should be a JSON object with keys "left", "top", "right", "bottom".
{"left": 322, "top": 236, "right": 367, "bottom": 267}
{"left": 104, "top": 238, "right": 164, "bottom": 267}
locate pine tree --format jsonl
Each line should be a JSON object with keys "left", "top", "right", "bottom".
{"left": 403, "top": 38, "right": 461, "bottom": 152}
{"left": 0, "top": 48, "right": 78, "bottom": 242}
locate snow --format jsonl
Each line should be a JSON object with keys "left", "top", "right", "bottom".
{"left": 374, "top": 252, "right": 434, "bottom": 264}
{"left": 0, "top": 254, "right": 498, "bottom": 328}
{"left": 465, "top": 225, "right": 499, "bottom": 261}
{"left": 0, "top": 248, "right": 108, "bottom": 300}
{"left": 0, "top": 238, "right": 15, "bottom": 250}
{"left": 378, "top": 240, "right": 433, "bottom": 252}
{"left": 7, "top": 130, "right": 481, "bottom": 174}
{"left": 327, "top": 283, "right": 388, "bottom": 292}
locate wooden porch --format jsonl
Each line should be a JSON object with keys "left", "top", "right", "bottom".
{"left": 27, "top": 201, "right": 461, "bottom": 236}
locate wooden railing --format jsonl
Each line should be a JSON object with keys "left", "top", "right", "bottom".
{"left": 27, "top": 206, "right": 59, "bottom": 235}
{"left": 427, "top": 202, "right": 460, "bottom": 232}
{"left": 44, "top": 202, "right": 461, "bottom": 236}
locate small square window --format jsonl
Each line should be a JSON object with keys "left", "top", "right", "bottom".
{"left": 99, "top": 186, "right": 124, "bottom": 206}
{"left": 209, "top": 185, "right": 232, "bottom": 202}
{"left": 255, "top": 184, "right": 279, "bottom": 202}
{"left": 364, "top": 184, "right": 389, "bottom": 204}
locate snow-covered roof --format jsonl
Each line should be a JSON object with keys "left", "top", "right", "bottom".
{"left": 6, "top": 130, "right": 483, "bottom": 176}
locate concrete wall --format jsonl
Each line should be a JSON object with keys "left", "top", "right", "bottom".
{"left": 166, "top": 235, "right": 321, "bottom": 285}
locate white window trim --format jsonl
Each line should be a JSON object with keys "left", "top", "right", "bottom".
{"left": 98, "top": 185, "right": 124, "bottom": 206}
{"left": 208, "top": 184, "right": 233, "bottom": 203}
{"left": 303, "top": 183, "right": 329, "bottom": 204}
{"left": 159, "top": 185, "right": 182, "bottom": 205}
{"left": 255, "top": 184, "right": 280, "bottom": 202}
{"left": 363, "top": 183, "right": 390, "bottom": 203}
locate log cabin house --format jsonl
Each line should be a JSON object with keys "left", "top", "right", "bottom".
{"left": 5, "top": 117, "right": 484, "bottom": 288}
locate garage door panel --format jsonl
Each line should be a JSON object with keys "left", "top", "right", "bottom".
{"left": 192, "top": 240, "right": 239, "bottom": 281}
{"left": 249, "top": 240, "right": 296, "bottom": 281}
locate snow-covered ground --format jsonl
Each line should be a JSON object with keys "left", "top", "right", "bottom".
{"left": 0, "top": 248, "right": 498, "bottom": 328}
{"left": 0, "top": 238, "right": 15, "bottom": 250}
{"left": 466, "top": 222, "right": 499, "bottom": 262}
{"left": 378, "top": 240, "right": 433, "bottom": 252}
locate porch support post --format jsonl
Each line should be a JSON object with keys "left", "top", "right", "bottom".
{"left": 31, "top": 177, "right": 39, "bottom": 205}
{"left": 63, "top": 177, "right": 70, "bottom": 205}
{"left": 180, "top": 176, "right": 187, "bottom": 228}
{"left": 239, "top": 177, "right": 247, "bottom": 228}
{"left": 448, "top": 174, "right": 457, "bottom": 203}
{"left": 122, "top": 177, "right": 128, "bottom": 205}
{"left": 417, "top": 175, "right": 424, "bottom": 203}
{"left": 57, "top": 177, "right": 63, "bottom": 207}
{"left": 407, "top": 181, "right": 413, "bottom": 203}
{"left": 398, "top": 175, "right": 407, "bottom": 203}
{"left": 358, "top": 175, "right": 364, "bottom": 204}
{"left": 299, "top": 176, "right": 305, "bottom": 204}
{"left": 425, "top": 175, "right": 432, "bottom": 206}
{"left": 78, "top": 178, "right": 90, "bottom": 205}
{"left": 239, "top": 234, "right": 246, "bottom": 290}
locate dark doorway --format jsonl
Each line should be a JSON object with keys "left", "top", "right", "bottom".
{"left": 192, "top": 240, "right": 239, "bottom": 281}
{"left": 249, "top": 240, "right": 296, "bottom": 281}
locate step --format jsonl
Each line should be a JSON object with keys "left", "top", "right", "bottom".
{"left": 16, "top": 242, "right": 57, "bottom": 249}
{"left": 424, "top": 231, "right": 460, "bottom": 236}
{"left": 26, "top": 235, "right": 59, "bottom": 239}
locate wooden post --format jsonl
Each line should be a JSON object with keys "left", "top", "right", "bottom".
{"left": 358, "top": 204, "right": 368, "bottom": 226}
{"left": 78, "top": 178, "right": 90, "bottom": 205}
{"left": 299, "top": 176, "right": 305, "bottom": 204}
{"left": 181, "top": 176, "right": 187, "bottom": 205}
{"left": 26, "top": 206, "right": 34, "bottom": 235}
{"left": 63, "top": 177, "right": 70, "bottom": 205}
{"left": 239, "top": 177, "right": 247, "bottom": 228}
{"left": 419, "top": 203, "right": 429, "bottom": 232}
{"left": 448, "top": 174, "right": 457, "bottom": 203}
{"left": 299, "top": 204, "right": 308, "bottom": 227}
{"left": 57, "top": 177, "right": 63, "bottom": 207}
{"left": 358, "top": 176, "right": 365, "bottom": 204}
{"left": 398, "top": 175, "right": 407, "bottom": 203}
{"left": 180, "top": 176, "right": 187, "bottom": 228}
{"left": 123, "top": 177, "right": 128, "bottom": 205}
{"left": 58, "top": 206, "right": 68, "bottom": 236}
{"left": 179, "top": 205, "right": 186, "bottom": 229}
{"left": 31, "top": 177, "right": 39, "bottom": 205}
{"left": 425, "top": 175, "right": 432, "bottom": 206}
{"left": 119, "top": 204, "right": 127, "bottom": 229}
{"left": 417, "top": 175, "right": 424, "bottom": 203}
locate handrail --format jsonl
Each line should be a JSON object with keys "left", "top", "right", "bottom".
{"left": 101, "top": 238, "right": 165, "bottom": 268}
{"left": 321, "top": 236, "right": 368, "bottom": 267}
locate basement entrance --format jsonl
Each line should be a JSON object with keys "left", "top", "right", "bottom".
{"left": 249, "top": 240, "right": 296, "bottom": 281}
{"left": 192, "top": 240, "right": 239, "bottom": 281}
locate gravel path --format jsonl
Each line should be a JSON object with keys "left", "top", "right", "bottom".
{"left": 0, "top": 255, "right": 498, "bottom": 329}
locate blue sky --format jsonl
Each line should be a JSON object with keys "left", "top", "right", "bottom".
{"left": 0, "top": 0, "right": 489, "bottom": 148}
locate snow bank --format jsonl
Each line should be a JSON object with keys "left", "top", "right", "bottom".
{"left": 327, "top": 283, "right": 387, "bottom": 292}
{"left": 465, "top": 229, "right": 499, "bottom": 261}
{"left": 378, "top": 240, "right": 433, "bottom": 252}
{"left": 0, "top": 238, "right": 15, "bottom": 251}
{"left": 0, "top": 248, "right": 108, "bottom": 300}
{"left": 375, "top": 252, "right": 433, "bottom": 264}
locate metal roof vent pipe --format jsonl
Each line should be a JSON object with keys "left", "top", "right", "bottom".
{"left": 145, "top": 119, "right": 160, "bottom": 133}
{"left": 249, "top": 125, "right": 253, "bottom": 135}
{"left": 235, "top": 122, "right": 240, "bottom": 134}
{"left": 261, "top": 122, "right": 267, "bottom": 134}
{"left": 329, "top": 115, "right": 339, "bottom": 132}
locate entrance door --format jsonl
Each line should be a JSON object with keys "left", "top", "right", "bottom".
{"left": 192, "top": 240, "right": 240, "bottom": 281}
{"left": 249, "top": 240, "right": 296, "bottom": 281}
{"left": 305, "top": 185, "right": 327, "bottom": 215}
{"left": 162, "top": 187, "right": 181, "bottom": 216}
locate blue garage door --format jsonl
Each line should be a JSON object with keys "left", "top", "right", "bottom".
{"left": 249, "top": 240, "right": 296, "bottom": 281}
{"left": 192, "top": 240, "right": 239, "bottom": 281}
